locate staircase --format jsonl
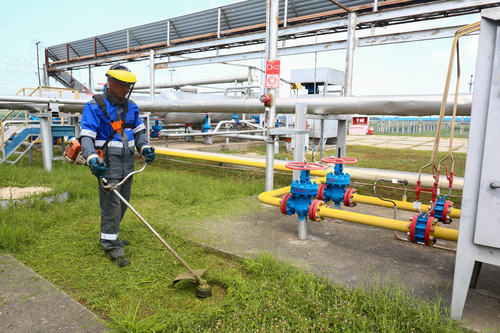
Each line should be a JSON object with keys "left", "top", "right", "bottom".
{"left": 1, "top": 126, "right": 39, "bottom": 164}
{"left": 49, "top": 71, "right": 85, "bottom": 92}
{"left": 1, "top": 122, "right": 77, "bottom": 165}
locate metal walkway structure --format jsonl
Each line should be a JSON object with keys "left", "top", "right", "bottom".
{"left": 0, "top": 123, "right": 77, "bottom": 165}
{"left": 45, "top": 0, "right": 499, "bottom": 77}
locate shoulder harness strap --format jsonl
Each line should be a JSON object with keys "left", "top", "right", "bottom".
{"left": 93, "top": 94, "right": 110, "bottom": 120}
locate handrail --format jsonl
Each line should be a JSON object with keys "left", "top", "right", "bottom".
{"left": 1, "top": 110, "right": 30, "bottom": 162}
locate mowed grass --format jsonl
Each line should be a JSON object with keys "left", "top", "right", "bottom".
{"left": 0, "top": 148, "right": 469, "bottom": 332}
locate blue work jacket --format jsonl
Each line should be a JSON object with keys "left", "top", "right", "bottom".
{"left": 80, "top": 93, "right": 148, "bottom": 178}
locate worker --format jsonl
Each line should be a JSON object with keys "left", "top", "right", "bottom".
{"left": 80, "top": 64, "right": 155, "bottom": 267}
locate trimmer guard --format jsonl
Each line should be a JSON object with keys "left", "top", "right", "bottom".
{"left": 172, "top": 268, "right": 208, "bottom": 285}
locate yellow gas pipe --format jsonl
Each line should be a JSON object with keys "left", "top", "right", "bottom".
{"left": 154, "top": 147, "right": 328, "bottom": 177}
{"left": 351, "top": 193, "right": 461, "bottom": 218}
{"left": 258, "top": 184, "right": 459, "bottom": 242}
{"left": 154, "top": 148, "right": 461, "bottom": 227}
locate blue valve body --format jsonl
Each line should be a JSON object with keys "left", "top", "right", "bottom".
{"left": 150, "top": 119, "right": 162, "bottom": 138}
{"left": 321, "top": 164, "right": 351, "bottom": 207}
{"left": 284, "top": 170, "right": 318, "bottom": 217}
{"left": 202, "top": 114, "right": 211, "bottom": 133}
{"left": 232, "top": 113, "right": 240, "bottom": 125}
{"left": 433, "top": 196, "right": 451, "bottom": 223}
{"left": 412, "top": 213, "right": 430, "bottom": 244}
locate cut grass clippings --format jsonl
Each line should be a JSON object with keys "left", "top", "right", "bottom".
{"left": 0, "top": 150, "right": 469, "bottom": 332}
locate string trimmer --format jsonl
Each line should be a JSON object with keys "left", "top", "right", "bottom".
{"left": 100, "top": 163, "right": 212, "bottom": 298}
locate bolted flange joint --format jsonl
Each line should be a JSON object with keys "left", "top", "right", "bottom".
{"left": 409, "top": 213, "right": 436, "bottom": 246}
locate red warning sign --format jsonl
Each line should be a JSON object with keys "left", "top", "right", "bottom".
{"left": 265, "top": 60, "right": 281, "bottom": 88}
{"left": 265, "top": 60, "right": 281, "bottom": 75}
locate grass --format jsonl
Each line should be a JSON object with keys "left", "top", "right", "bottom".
{"left": 0, "top": 148, "right": 470, "bottom": 332}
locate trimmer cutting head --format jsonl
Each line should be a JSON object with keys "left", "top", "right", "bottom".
{"left": 173, "top": 268, "right": 212, "bottom": 298}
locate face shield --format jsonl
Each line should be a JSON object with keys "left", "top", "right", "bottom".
{"left": 106, "top": 66, "right": 137, "bottom": 102}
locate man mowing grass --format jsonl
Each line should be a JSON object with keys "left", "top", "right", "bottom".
{"left": 80, "top": 64, "right": 155, "bottom": 267}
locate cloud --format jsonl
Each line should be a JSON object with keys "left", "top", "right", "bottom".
{"left": 461, "top": 35, "right": 479, "bottom": 58}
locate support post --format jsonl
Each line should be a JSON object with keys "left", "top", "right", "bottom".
{"left": 339, "top": 11, "right": 357, "bottom": 158}
{"left": 344, "top": 12, "right": 357, "bottom": 97}
{"left": 319, "top": 118, "right": 325, "bottom": 161}
{"left": 451, "top": 8, "right": 500, "bottom": 320}
{"left": 298, "top": 215, "right": 308, "bottom": 240}
{"left": 293, "top": 104, "right": 307, "bottom": 181}
{"left": 167, "top": 20, "right": 171, "bottom": 47}
{"left": 38, "top": 111, "right": 53, "bottom": 172}
{"left": 264, "top": 0, "right": 279, "bottom": 192}
{"left": 337, "top": 117, "right": 348, "bottom": 158}
{"left": 150, "top": 50, "right": 155, "bottom": 101}
{"left": 218, "top": 8, "right": 221, "bottom": 38}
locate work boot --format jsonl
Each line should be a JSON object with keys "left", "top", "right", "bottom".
{"left": 112, "top": 255, "right": 131, "bottom": 267}
{"left": 121, "top": 239, "right": 130, "bottom": 246}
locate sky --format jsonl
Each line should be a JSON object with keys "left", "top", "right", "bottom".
{"left": 0, "top": 0, "right": 480, "bottom": 97}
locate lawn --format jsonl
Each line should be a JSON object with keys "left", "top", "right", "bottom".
{"left": 0, "top": 147, "right": 468, "bottom": 332}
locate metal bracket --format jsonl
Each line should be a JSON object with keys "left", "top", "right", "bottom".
{"left": 268, "top": 128, "right": 310, "bottom": 135}
{"left": 48, "top": 101, "right": 60, "bottom": 118}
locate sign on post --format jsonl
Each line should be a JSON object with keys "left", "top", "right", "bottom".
{"left": 265, "top": 60, "right": 281, "bottom": 88}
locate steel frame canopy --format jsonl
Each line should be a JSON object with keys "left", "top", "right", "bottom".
{"left": 46, "top": 0, "right": 500, "bottom": 73}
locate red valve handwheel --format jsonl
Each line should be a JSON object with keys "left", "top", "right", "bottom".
{"left": 321, "top": 157, "right": 358, "bottom": 164}
{"left": 285, "top": 162, "right": 327, "bottom": 171}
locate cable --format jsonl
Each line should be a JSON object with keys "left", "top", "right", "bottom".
{"left": 417, "top": 21, "right": 480, "bottom": 182}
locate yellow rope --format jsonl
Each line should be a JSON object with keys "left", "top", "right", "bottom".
{"left": 418, "top": 21, "right": 480, "bottom": 182}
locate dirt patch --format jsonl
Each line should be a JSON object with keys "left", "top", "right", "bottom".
{"left": 0, "top": 187, "right": 52, "bottom": 200}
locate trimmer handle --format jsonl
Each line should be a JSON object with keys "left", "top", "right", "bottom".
{"left": 100, "top": 162, "right": 148, "bottom": 190}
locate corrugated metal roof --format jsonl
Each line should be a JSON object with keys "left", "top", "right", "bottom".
{"left": 46, "top": 0, "right": 386, "bottom": 62}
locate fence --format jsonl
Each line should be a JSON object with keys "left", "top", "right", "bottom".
{"left": 368, "top": 119, "right": 470, "bottom": 137}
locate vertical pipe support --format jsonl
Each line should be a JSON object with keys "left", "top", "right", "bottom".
{"left": 167, "top": 20, "right": 171, "bottom": 47}
{"left": 0, "top": 118, "right": 5, "bottom": 163}
{"left": 338, "top": 11, "right": 357, "bottom": 158}
{"left": 284, "top": 0, "right": 289, "bottom": 28}
{"left": 264, "top": 0, "right": 280, "bottom": 192}
{"left": 337, "top": 116, "right": 348, "bottom": 158}
{"left": 44, "top": 49, "right": 50, "bottom": 87}
{"left": 217, "top": 8, "right": 221, "bottom": 39}
{"left": 149, "top": 50, "right": 155, "bottom": 101}
{"left": 293, "top": 104, "right": 307, "bottom": 181}
{"left": 38, "top": 110, "right": 53, "bottom": 172}
{"left": 319, "top": 118, "right": 325, "bottom": 160}
{"left": 298, "top": 215, "right": 308, "bottom": 240}
{"left": 127, "top": 30, "right": 130, "bottom": 53}
{"left": 344, "top": 12, "right": 357, "bottom": 97}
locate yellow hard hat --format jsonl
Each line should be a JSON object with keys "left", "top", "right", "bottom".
{"left": 106, "top": 64, "right": 137, "bottom": 84}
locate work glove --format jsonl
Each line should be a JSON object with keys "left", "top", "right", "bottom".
{"left": 88, "top": 156, "right": 107, "bottom": 178}
{"left": 142, "top": 147, "right": 156, "bottom": 164}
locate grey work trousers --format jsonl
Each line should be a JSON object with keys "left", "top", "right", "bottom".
{"left": 98, "top": 176, "right": 133, "bottom": 258}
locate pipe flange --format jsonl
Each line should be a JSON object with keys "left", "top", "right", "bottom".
{"left": 441, "top": 200, "right": 453, "bottom": 224}
{"left": 424, "top": 217, "right": 436, "bottom": 246}
{"left": 308, "top": 199, "right": 324, "bottom": 222}
{"left": 343, "top": 188, "right": 357, "bottom": 207}
{"left": 409, "top": 213, "right": 436, "bottom": 246}
{"left": 317, "top": 183, "right": 327, "bottom": 201}
{"left": 280, "top": 194, "right": 292, "bottom": 215}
